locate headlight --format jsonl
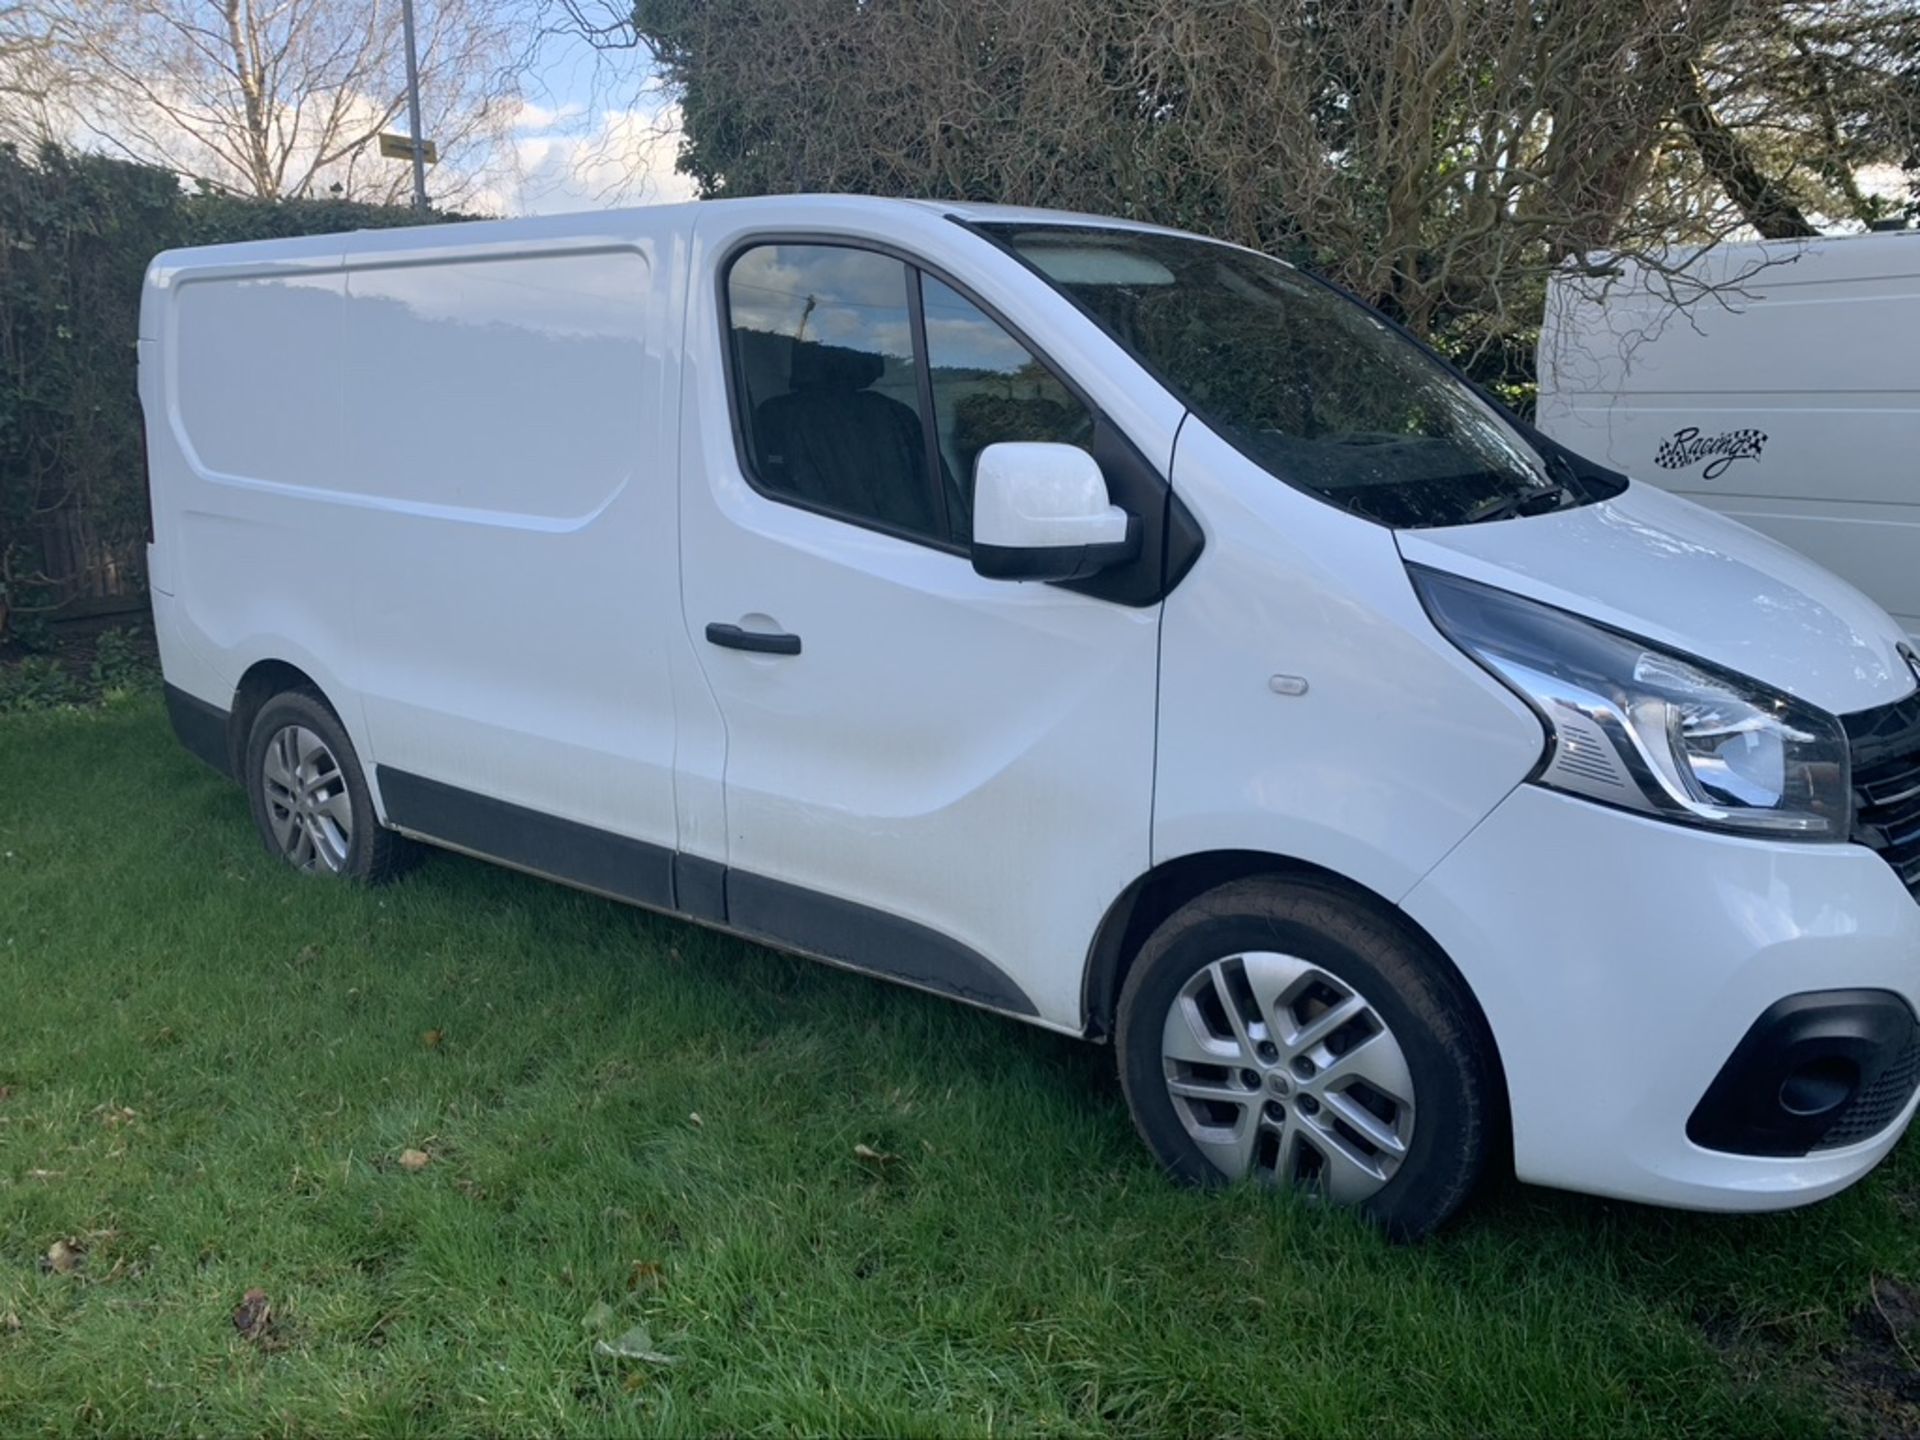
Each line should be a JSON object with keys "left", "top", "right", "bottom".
{"left": 1411, "top": 566, "right": 1851, "bottom": 838}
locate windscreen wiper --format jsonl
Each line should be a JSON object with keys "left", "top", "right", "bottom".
{"left": 1463, "top": 481, "right": 1579, "bottom": 525}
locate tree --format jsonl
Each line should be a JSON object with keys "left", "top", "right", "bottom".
{"left": 17, "top": 0, "right": 530, "bottom": 205}
{"left": 605, "top": 0, "right": 1920, "bottom": 383}
{"left": 1694, "top": 0, "right": 1920, "bottom": 230}
{"left": 0, "top": 1, "right": 64, "bottom": 141}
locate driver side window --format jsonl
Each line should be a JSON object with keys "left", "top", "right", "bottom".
{"left": 724, "top": 243, "right": 1094, "bottom": 549}
{"left": 726, "top": 244, "right": 942, "bottom": 543}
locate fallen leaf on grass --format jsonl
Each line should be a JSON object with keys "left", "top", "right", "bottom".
{"left": 853, "top": 1142, "right": 900, "bottom": 1168}
{"left": 231, "top": 1288, "right": 272, "bottom": 1341}
{"left": 1, "top": 1310, "right": 19, "bottom": 1333}
{"left": 398, "top": 1148, "right": 431, "bottom": 1173}
{"left": 0, "top": 1085, "right": 12, "bottom": 1102}
{"left": 594, "top": 1320, "right": 678, "bottom": 1365}
{"left": 627, "top": 1260, "right": 664, "bottom": 1292}
{"left": 41, "top": 1240, "right": 82, "bottom": 1274}
{"left": 421, "top": 1029, "right": 444, "bottom": 1050}
{"left": 94, "top": 1104, "right": 136, "bottom": 1130}
{"left": 26, "top": 1169, "right": 64, "bottom": 1182}
{"left": 582, "top": 1300, "right": 617, "bottom": 1333}
{"left": 687, "top": 1112, "right": 702, "bottom": 1128}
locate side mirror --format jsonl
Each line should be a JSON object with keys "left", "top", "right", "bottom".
{"left": 971, "top": 442, "right": 1140, "bottom": 583}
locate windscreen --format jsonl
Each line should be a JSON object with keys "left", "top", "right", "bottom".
{"left": 982, "top": 223, "right": 1594, "bottom": 529}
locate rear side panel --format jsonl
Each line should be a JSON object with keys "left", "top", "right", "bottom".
{"left": 144, "top": 239, "right": 365, "bottom": 746}
{"left": 337, "top": 238, "right": 681, "bottom": 860}
{"left": 142, "top": 217, "right": 692, "bottom": 873}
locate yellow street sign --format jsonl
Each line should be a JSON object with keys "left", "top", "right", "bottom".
{"left": 377, "top": 132, "right": 438, "bottom": 165}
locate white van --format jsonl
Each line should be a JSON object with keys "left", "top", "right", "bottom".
{"left": 1537, "top": 230, "right": 1920, "bottom": 634}
{"left": 142, "top": 197, "right": 1920, "bottom": 1237}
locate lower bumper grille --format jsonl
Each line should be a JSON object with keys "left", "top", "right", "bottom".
{"left": 1819, "top": 1037, "right": 1920, "bottom": 1149}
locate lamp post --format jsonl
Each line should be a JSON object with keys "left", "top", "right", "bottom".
{"left": 400, "top": 0, "right": 428, "bottom": 211}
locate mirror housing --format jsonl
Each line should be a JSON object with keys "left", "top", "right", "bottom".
{"left": 971, "top": 442, "right": 1140, "bottom": 582}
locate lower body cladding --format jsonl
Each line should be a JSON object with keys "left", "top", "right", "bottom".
{"left": 370, "top": 767, "right": 1042, "bottom": 1020}
{"left": 1402, "top": 783, "right": 1920, "bottom": 1210}
{"left": 162, "top": 683, "right": 1044, "bottom": 1020}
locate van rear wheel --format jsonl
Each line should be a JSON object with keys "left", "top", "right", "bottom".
{"left": 244, "top": 689, "right": 413, "bottom": 883}
{"left": 1115, "top": 875, "right": 1493, "bottom": 1240}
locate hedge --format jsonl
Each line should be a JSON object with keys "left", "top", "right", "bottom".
{"left": 0, "top": 143, "right": 465, "bottom": 637}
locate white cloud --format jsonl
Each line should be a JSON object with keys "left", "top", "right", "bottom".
{"left": 501, "top": 102, "right": 698, "bottom": 216}
{"left": 509, "top": 99, "right": 587, "bottom": 135}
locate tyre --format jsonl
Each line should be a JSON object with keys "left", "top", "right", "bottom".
{"left": 1116, "top": 875, "right": 1494, "bottom": 1240}
{"left": 244, "top": 688, "right": 414, "bottom": 883}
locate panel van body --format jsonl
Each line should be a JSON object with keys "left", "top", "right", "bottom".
{"left": 145, "top": 198, "right": 1920, "bottom": 1236}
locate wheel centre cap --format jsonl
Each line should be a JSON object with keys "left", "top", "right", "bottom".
{"left": 1266, "top": 1071, "right": 1291, "bottom": 1097}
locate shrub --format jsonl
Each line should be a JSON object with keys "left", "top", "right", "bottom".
{"left": 0, "top": 142, "right": 468, "bottom": 640}
{"left": 0, "top": 654, "right": 82, "bottom": 712}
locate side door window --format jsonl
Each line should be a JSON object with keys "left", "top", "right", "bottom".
{"left": 919, "top": 275, "right": 1095, "bottom": 537}
{"left": 724, "top": 245, "right": 1102, "bottom": 551}
{"left": 725, "top": 244, "right": 945, "bottom": 543}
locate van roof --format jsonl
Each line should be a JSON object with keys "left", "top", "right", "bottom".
{"left": 1556, "top": 226, "right": 1920, "bottom": 291}
{"left": 426, "top": 193, "right": 1190, "bottom": 238}
{"left": 146, "top": 193, "right": 1199, "bottom": 278}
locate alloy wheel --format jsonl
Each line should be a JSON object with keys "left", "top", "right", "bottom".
{"left": 1160, "top": 951, "right": 1416, "bottom": 1203}
{"left": 260, "top": 724, "right": 353, "bottom": 873}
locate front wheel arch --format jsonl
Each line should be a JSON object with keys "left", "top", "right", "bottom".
{"left": 1082, "top": 851, "right": 1511, "bottom": 1161}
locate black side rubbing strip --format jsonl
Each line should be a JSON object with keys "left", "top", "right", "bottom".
{"left": 372, "top": 770, "right": 1039, "bottom": 1020}
{"left": 672, "top": 852, "right": 728, "bottom": 924}
{"left": 165, "top": 684, "right": 234, "bottom": 779}
{"left": 378, "top": 767, "right": 676, "bottom": 910}
{"left": 725, "top": 869, "right": 1039, "bottom": 1016}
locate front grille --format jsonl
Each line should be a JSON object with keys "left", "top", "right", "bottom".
{"left": 1818, "top": 1034, "right": 1920, "bottom": 1149}
{"left": 1845, "top": 688, "right": 1920, "bottom": 898}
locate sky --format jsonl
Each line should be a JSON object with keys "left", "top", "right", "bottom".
{"left": 484, "top": 26, "right": 696, "bottom": 217}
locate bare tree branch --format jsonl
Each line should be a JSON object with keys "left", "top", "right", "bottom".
{"left": 22, "top": 0, "right": 532, "bottom": 206}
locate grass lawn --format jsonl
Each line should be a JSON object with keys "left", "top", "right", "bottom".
{"left": 5, "top": 695, "right": 1920, "bottom": 1436}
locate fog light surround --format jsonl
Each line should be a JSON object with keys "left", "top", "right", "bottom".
{"left": 1689, "top": 990, "right": 1918, "bottom": 1156}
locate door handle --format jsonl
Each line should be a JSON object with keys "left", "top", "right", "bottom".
{"left": 705, "top": 622, "right": 802, "bottom": 656}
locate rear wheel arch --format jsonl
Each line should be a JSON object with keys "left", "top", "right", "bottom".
{"left": 227, "top": 659, "right": 333, "bottom": 779}
{"left": 1082, "top": 850, "right": 1510, "bottom": 1156}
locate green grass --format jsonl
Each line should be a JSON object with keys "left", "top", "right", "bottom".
{"left": 4, "top": 697, "right": 1920, "bottom": 1436}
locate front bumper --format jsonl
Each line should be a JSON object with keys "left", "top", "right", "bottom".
{"left": 1401, "top": 783, "right": 1920, "bottom": 1211}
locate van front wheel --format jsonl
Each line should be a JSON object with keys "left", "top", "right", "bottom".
{"left": 244, "top": 689, "right": 413, "bottom": 883}
{"left": 1115, "top": 875, "right": 1493, "bottom": 1240}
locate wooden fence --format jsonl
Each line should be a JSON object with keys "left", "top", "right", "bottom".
{"left": 29, "top": 504, "right": 147, "bottom": 622}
